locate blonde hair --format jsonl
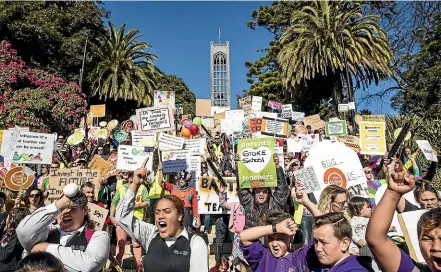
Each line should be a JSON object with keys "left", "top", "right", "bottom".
{"left": 318, "top": 185, "right": 350, "bottom": 213}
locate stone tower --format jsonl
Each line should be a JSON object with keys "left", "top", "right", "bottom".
{"left": 210, "top": 29, "right": 230, "bottom": 108}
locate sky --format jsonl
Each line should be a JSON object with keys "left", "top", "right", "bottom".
{"left": 104, "top": 1, "right": 395, "bottom": 114}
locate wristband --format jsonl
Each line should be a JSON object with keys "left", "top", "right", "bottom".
{"left": 272, "top": 223, "right": 277, "bottom": 234}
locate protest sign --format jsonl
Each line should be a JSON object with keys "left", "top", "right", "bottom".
{"left": 337, "top": 135, "right": 361, "bottom": 152}
{"left": 301, "top": 134, "right": 319, "bottom": 152}
{"left": 162, "top": 150, "right": 191, "bottom": 166}
{"left": 221, "top": 119, "right": 243, "bottom": 136}
{"left": 116, "top": 145, "right": 153, "bottom": 171}
{"left": 362, "top": 115, "right": 385, "bottom": 122}
{"left": 225, "top": 110, "right": 245, "bottom": 121}
{"left": 213, "top": 112, "right": 225, "bottom": 126}
{"left": 348, "top": 102, "right": 355, "bottom": 110}
{"left": 88, "top": 155, "right": 113, "bottom": 177}
{"left": 304, "top": 141, "right": 366, "bottom": 194}
{"left": 416, "top": 140, "right": 438, "bottom": 162}
{"left": 154, "top": 90, "right": 175, "bottom": 107}
{"left": 163, "top": 159, "right": 187, "bottom": 173}
{"left": 1, "top": 131, "right": 55, "bottom": 164}
{"left": 158, "top": 133, "right": 185, "bottom": 151}
{"left": 291, "top": 112, "right": 305, "bottom": 121}
{"left": 279, "top": 104, "right": 293, "bottom": 119}
{"left": 251, "top": 96, "right": 262, "bottom": 112}
{"left": 90, "top": 105, "right": 106, "bottom": 117}
{"left": 239, "top": 96, "right": 252, "bottom": 116}
{"left": 0, "top": 130, "right": 4, "bottom": 152}
{"left": 248, "top": 118, "right": 262, "bottom": 133}
{"left": 197, "top": 176, "right": 239, "bottom": 214}
{"left": 338, "top": 104, "right": 349, "bottom": 112}
{"left": 211, "top": 106, "right": 229, "bottom": 116}
{"left": 131, "top": 131, "right": 156, "bottom": 147}
{"left": 261, "top": 117, "right": 289, "bottom": 138}
{"left": 325, "top": 121, "right": 347, "bottom": 137}
{"left": 295, "top": 125, "right": 308, "bottom": 135}
{"left": 237, "top": 137, "right": 277, "bottom": 188}
{"left": 274, "top": 146, "right": 284, "bottom": 169}
{"left": 136, "top": 106, "right": 174, "bottom": 134}
{"left": 202, "top": 118, "right": 215, "bottom": 129}
{"left": 88, "top": 202, "right": 109, "bottom": 231}
{"left": 268, "top": 100, "right": 282, "bottom": 110}
{"left": 304, "top": 114, "right": 324, "bottom": 131}
{"left": 4, "top": 166, "right": 35, "bottom": 191}
{"left": 196, "top": 99, "right": 212, "bottom": 117}
{"left": 287, "top": 137, "right": 303, "bottom": 153}
{"left": 359, "top": 121, "right": 387, "bottom": 155}
{"left": 184, "top": 138, "right": 205, "bottom": 155}
{"left": 293, "top": 166, "right": 320, "bottom": 193}
{"left": 398, "top": 209, "right": 428, "bottom": 263}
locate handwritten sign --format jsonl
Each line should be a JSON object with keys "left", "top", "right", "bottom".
{"left": 279, "top": 104, "right": 292, "bottom": 119}
{"left": 248, "top": 118, "right": 262, "bottom": 133}
{"left": 237, "top": 137, "right": 277, "bottom": 188}
{"left": 163, "top": 159, "right": 187, "bottom": 173}
{"left": 131, "top": 131, "right": 156, "bottom": 147}
{"left": 225, "top": 110, "right": 245, "bottom": 121}
{"left": 239, "top": 96, "right": 252, "bottom": 116}
{"left": 1, "top": 131, "right": 55, "bottom": 164}
{"left": 154, "top": 90, "right": 175, "bottom": 107}
{"left": 301, "top": 134, "right": 319, "bottom": 152}
{"left": 88, "top": 202, "right": 109, "bottom": 231}
{"left": 304, "top": 114, "right": 324, "bottom": 131}
{"left": 291, "top": 112, "right": 305, "bottom": 121}
{"left": 202, "top": 118, "right": 215, "bottom": 129}
{"left": 287, "top": 137, "right": 303, "bottom": 153}
{"left": 362, "top": 115, "right": 385, "bottom": 122}
{"left": 268, "top": 100, "right": 282, "bottom": 110}
{"left": 183, "top": 138, "right": 205, "bottom": 155}
{"left": 261, "top": 117, "right": 289, "bottom": 138}
{"left": 293, "top": 166, "right": 320, "bottom": 193}
{"left": 158, "top": 133, "right": 185, "bottom": 151}
{"left": 325, "top": 121, "right": 347, "bottom": 137}
{"left": 116, "top": 145, "right": 153, "bottom": 171}
{"left": 197, "top": 177, "right": 240, "bottom": 214}
{"left": 337, "top": 136, "right": 361, "bottom": 152}
{"left": 136, "top": 106, "right": 174, "bottom": 134}
{"left": 88, "top": 155, "right": 113, "bottom": 177}
{"left": 338, "top": 104, "right": 349, "bottom": 112}
{"left": 251, "top": 96, "right": 262, "bottom": 112}
{"left": 90, "top": 105, "right": 106, "bottom": 118}
{"left": 416, "top": 140, "right": 438, "bottom": 162}
{"left": 359, "top": 121, "right": 386, "bottom": 155}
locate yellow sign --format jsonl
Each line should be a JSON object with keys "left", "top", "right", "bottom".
{"left": 90, "top": 105, "right": 106, "bottom": 118}
{"left": 359, "top": 121, "right": 386, "bottom": 155}
{"left": 362, "top": 115, "right": 385, "bottom": 122}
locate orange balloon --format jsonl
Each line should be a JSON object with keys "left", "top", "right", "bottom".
{"left": 181, "top": 127, "right": 192, "bottom": 139}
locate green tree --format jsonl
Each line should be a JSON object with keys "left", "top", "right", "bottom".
{"left": 91, "top": 23, "right": 160, "bottom": 106}
{"left": 156, "top": 74, "right": 196, "bottom": 117}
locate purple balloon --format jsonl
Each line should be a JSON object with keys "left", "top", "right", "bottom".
{"left": 184, "top": 120, "right": 193, "bottom": 128}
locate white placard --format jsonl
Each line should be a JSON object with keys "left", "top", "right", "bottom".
{"left": 154, "top": 90, "right": 175, "bottom": 107}
{"left": 158, "top": 133, "right": 185, "bottom": 151}
{"left": 348, "top": 102, "right": 356, "bottom": 110}
{"left": 116, "top": 145, "right": 153, "bottom": 171}
{"left": 202, "top": 118, "right": 215, "bottom": 129}
{"left": 224, "top": 110, "right": 245, "bottom": 121}
{"left": 287, "top": 137, "right": 303, "bottom": 153}
{"left": 291, "top": 112, "right": 305, "bottom": 121}
{"left": 221, "top": 119, "right": 243, "bottom": 136}
{"left": 416, "top": 140, "right": 438, "bottom": 162}
{"left": 338, "top": 104, "right": 349, "bottom": 112}
{"left": 293, "top": 166, "right": 321, "bottom": 193}
{"left": 1, "top": 131, "right": 55, "bottom": 164}
{"left": 279, "top": 104, "right": 293, "bottom": 119}
{"left": 274, "top": 146, "right": 284, "bottom": 169}
{"left": 88, "top": 202, "right": 109, "bottom": 231}
{"left": 184, "top": 139, "right": 206, "bottom": 156}
{"left": 399, "top": 209, "right": 429, "bottom": 263}
{"left": 136, "top": 106, "right": 174, "bottom": 134}
{"left": 251, "top": 96, "right": 262, "bottom": 112}
{"left": 301, "top": 134, "right": 319, "bottom": 152}
{"left": 131, "top": 131, "right": 156, "bottom": 147}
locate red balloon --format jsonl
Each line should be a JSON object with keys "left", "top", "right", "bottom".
{"left": 181, "top": 127, "right": 192, "bottom": 139}
{"left": 189, "top": 124, "right": 199, "bottom": 136}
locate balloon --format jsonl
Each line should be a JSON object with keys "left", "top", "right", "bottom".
{"left": 189, "top": 124, "right": 199, "bottom": 135}
{"left": 181, "top": 119, "right": 189, "bottom": 126}
{"left": 193, "top": 117, "right": 202, "bottom": 126}
{"left": 183, "top": 120, "right": 193, "bottom": 129}
{"left": 181, "top": 128, "right": 191, "bottom": 139}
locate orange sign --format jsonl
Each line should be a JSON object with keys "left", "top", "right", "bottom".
{"left": 4, "top": 166, "right": 35, "bottom": 191}
{"left": 323, "top": 168, "right": 347, "bottom": 188}
{"left": 88, "top": 155, "right": 114, "bottom": 177}
{"left": 248, "top": 118, "right": 262, "bottom": 133}
{"left": 90, "top": 105, "right": 106, "bottom": 118}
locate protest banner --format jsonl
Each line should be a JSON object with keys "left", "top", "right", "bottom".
{"left": 88, "top": 202, "right": 109, "bottom": 231}
{"left": 359, "top": 121, "right": 387, "bottom": 155}
{"left": 279, "top": 104, "right": 293, "bottom": 119}
{"left": 304, "top": 141, "right": 366, "bottom": 195}
{"left": 291, "top": 112, "right": 305, "bottom": 121}
{"left": 154, "top": 90, "right": 175, "bottom": 107}
{"left": 251, "top": 96, "right": 262, "bottom": 112}
{"left": 183, "top": 138, "right": 206, "bottom": 155}
{"left": 88, "top": 155, "right": 113, "bottom": 177}
{"left": 196, "top": 99, "right": 212, "bottom": 117}
{"left": 248, "top": 118, "right": 262, "bottom": 133}
{"left": 239, "top": 96, "right": 252, "bottom": 116}
{"left": 398, "top": 209, "right": 428, "bottom": 263}
{"left": 293, "top": 166, "right": 320, "bottom": 193}
{"left": 90, "top": 104, "right": 106, "bottom": 118}
{"left": 337, "top": 135, "right": 361, "bottom": 152}
{"left": 362, "top": 115, "right": 385, "bottom": 122}
{"left": 237, "top": 137, "right": 277, "bottom": 188}
{"left": 301, "top": 134, "right": 319, "bottom": 152}
{"left": 136, "top": 106, "right": 174, "bottom": 134}
{"left": 304, "top": 114, "right": 324, "bottom": 131}
{"left": 261, "top": 117, "right": 289, "bottom": 138}
{"left": 1, "top": 131, "right": 55, "bottom": 164}
{"left": 287, "top": 137, "right": 303, "bottom": 153}
{"left": 162, "top": 150, "right": 200, "bottom": 187}
{"left": 131, "top": 131, "right": 156, "bottom": 147}
{"left": 325, "top": 121, "right": 347, "bottom": 137}
{"left": 116, "top": 145, "right": 153, "bottom": 171}
{"left": 4, "top": 166, "right": 35, "bottom": 191}
{"left": 268, "top": 100, "right": 282, "bottom": 110}
{"left": 416, "top": 140, "right": 438, "bottom": 162}
{"left": 158, "top": 133, "right": 185, "bottom": 151}
{"left": 197, "top": 176, "right": 240, "bottom": 214}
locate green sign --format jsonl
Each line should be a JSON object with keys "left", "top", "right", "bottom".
{"left": 325, "top": 121, "right": 347, "bottom": 137}
{"left": 237, "top": 137, "right": 277, "bottom": 188}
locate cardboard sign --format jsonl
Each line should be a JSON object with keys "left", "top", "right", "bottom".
{"left": 158, "top": 133, "right": 185, "bottom": 151}
{"left": 154, "top": 90, "right": 175, "bottom": 107}
{"left": 293, "top": 166, "right": 320, "bottom": 193}
{"left": 131, "top": 131, "right": 156, "bottom": 147}
{"left": 196, "top": 99, "right": 212, "bottom": 117}
{"left": 291, "top": 112, "right": 305, "bottom": 121}
{"left": 1, "top": 131, "right": 55, "bottom": 164}
{"left": 398, "top": 209, "right": 428, "bottom": 263}
{"left": 239, "top": 96, "right": 252, "bottom": 116}
{"left": 90, "top": 105, "right": 106, "bottom": 118}
{"left": 136, "top": 106, "right": 174, "bottom": 134}
{"left": 287, "top": 137, "right": 303, "bottom": 153}
{"left": 214, "top": 112, "right": 225, "bottom": 126}
{"left": 359, "top": 121, "right": 387, "bottom": 155}
{"left": 416, "top": 140, "right": 438, "bottom": 162}
{"left": 325, "top": 121, "right": 347, "bottom": 137}
{"left": 268, "top": 100, "right": 282, "bottom": 110}
{"left": 261, "top": 117, "right": 289, "bottom": 138}
{"left": 304, "top": 114, "right": 324, "bottom": 131}
{"left": 197, "top": 176, "right": 240, "bottom": 214}
{"left": 88, "top": 202, "right": 109, "bottom": 231}
{"left": 116, "top": 145, "right": 153, "bottom": 171}
{"left": 183, "top": 138, "right": 206, "bottom": 155}
{"left": 279, "top": 104, "right": 293, "bottom": 119}
{"left": 162, "top": 159, "right": 187, "bottom": 173}
{"left": 88, "top": 155, "right": 114, "bottom": 177}
{"left": 251, "top": 96, "right": 262, "bottom": 112}
{"left": 337, "top": 136, "right": 361, "bottom": 152}
{"left": 301, "top": 134, "right": 319, "bottom": 151}
{"left": 362, "top": 115, "right": 385, "bottom": 122}
{"left": 248, "top": 118, "right": 263, "bottom": 133}
{"left": 237, "top": 137, "right": 277, "bottom": 188}
{"left": 4, "top": 166, "right": 35, "bottom": 191}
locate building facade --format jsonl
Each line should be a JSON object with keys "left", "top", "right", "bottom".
{"left": 210, "top": 40, "right": 230, "bottom": 108}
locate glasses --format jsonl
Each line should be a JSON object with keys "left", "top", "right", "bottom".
{"left": 333, "top": 200, "right": 347, "bottom": 208}
{"left": 122, "top": 172, "right": 128, "bottom": 176}
{"left": 29, "top": 194, "right": 40, "bottom": 198}
{"left": 364, "top": 170, "right": 372, "bottom": 174}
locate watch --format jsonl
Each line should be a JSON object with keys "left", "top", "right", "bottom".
{"left": 272, "top": 223, "right": 277, "bottom": 234}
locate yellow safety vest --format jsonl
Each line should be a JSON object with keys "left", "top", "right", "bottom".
{"left": 148, "top": 171, "right": 169, "bottom": 199}
{"left": 118, "top": 183, "right": 146, "bottom": 220}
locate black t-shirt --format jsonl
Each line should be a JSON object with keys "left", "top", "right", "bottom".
{"left": 403, "top": 199, "right": 419, "bottom": 213}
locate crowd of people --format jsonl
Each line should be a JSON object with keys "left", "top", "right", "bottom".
{"left": 0, "top": 114, "right": 438, "bottom": 272}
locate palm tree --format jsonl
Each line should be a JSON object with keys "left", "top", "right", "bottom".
{"left": 91, "top": 23, "right": 160, "bottom": 106}
{"left": 277, "top": 0, "right": 392, "bottom": 90}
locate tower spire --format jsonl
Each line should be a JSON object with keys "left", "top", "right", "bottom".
{"left": 219, "top": 28, "right": 222, "bottom": 44}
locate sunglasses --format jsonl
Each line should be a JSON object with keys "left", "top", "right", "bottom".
{"left": 333, "top": 200, "right": 347, "bottom": 207}
{"left": 98, "top": 149, "right": 104, "bottom": 151}
{"left": 364, "top": 170, "right": 372, "bottom": 174}
{"left": 122, "top": 172, "right": 128, "bottom": 175}
{"left": 29, "top": 194, "right": 40, "bottom": 198}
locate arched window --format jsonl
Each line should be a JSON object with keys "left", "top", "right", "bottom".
{"left": 213, "top": 52, "right": 227, "bottom": 106}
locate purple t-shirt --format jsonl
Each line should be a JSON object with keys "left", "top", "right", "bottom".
{"left": 398, "top": 249, "right": 429, "bottom": 272}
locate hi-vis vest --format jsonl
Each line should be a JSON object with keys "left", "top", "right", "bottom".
{"left": 149, "top": 171, "right": 169, "bottom": 199}
{"left": 118, "top": 183, "right": 146, "bottom": 220}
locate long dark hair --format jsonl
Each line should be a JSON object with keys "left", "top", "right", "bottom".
{"left": 24, "top": 187, "right": 44, "bottom": 207}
